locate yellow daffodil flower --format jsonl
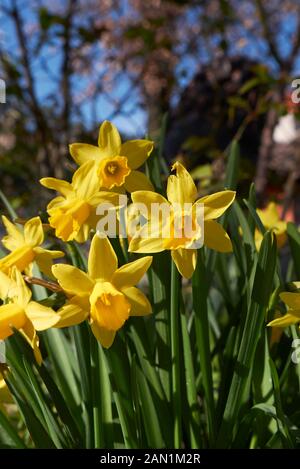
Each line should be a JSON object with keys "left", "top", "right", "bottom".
{"left": 129, "top": 162, "right": 235, "bottom": 279}
{"left": 0, "top": 267, "right": 59, "bottom": 364}
{"left": 255, "top": 202, "right": 287, "bottom": 250}
{"left": 52, "top": 234, "right": 152, "bottom": 348}
{"left": 268, "top": 292, "right": 300, "bottom": 328}
{"left": 41, "top": 160, "right": 122, "bottom": 243}
{"left": 69, "top": 120, "right": 154, "bottom": 192}
{"left": 129, "top": 162, "right": 235, "bottom": 278}
{"left": 0, "top": 216, "right": 64, "bottom": 277}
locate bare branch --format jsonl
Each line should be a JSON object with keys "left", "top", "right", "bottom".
{"left": 254, "top": 0, "right": 284, "bottom": 68}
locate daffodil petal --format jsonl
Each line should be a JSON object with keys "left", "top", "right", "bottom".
{"left": 69, "top": 143, "right": 105, "bottom": 165}
{"left": 21, "top": 320, "right": 42, "bottom": 365}
{"left": 90, "top": 321, "right": 116, "bottom": 348}
{"left": 204, "top": 220, "right": 232, "bottom": 252}
{"left": 171, "top": 248, "right": 197, "bottom": 279}
{"left": 12, "top": 267, "right": 32, "bottom": 308}
{"left": 24, "top": 217, "right": 44, "bottom": 247}
{"left": 112, "top": 255, "right": 152, "bottom": 289}
{"left": 257, "top": 202, "right": 280, "bottom": 228}
{"left": 88, "top": 234, "right": 117, "bottom": 281}
{"left": 129, "top": 224, "right": 165, "bottom": 254}
{"left": 34, "top": 248, "right": 64, "bottom": 278}
{"left": 55, "top": 300, "right": 88, "bottom": 328}
{"left": 167, "top": 161, "right": 197, "bottom": 206}
{"left": 280, "top": 292, "right": 300, "bottom": 311}
{"left": 196, "top": 191, "right": 236, "bottom": 220}
{"left": 47, "top": 196, "right": 66, "bottom": 211}
{"left": 98, "top": 121, "right": 121, "bottom": 156}
{"left": 131, "top": 190, "right": 169, "bottom": 213}
{"left": 72, "top": 160, "right": 101, "bottom": 199}
{"left": 121, "top": 139, "right": 153, "bottom": 170}
{"left": 25, "top": 301, "right": 59, "bottom": 330}
{"left": 88, "top": 191, "right": 123, "bottom": 208}
{"left": 74, "top": 223, "right": 91, "bottom": 243}
{"left": 40, "top": 177, "right": 73, "bottom": 197}
{"left": 123, "top": 286, "right": 152, "bottom": 316}
{"left": 0, "top": 270, "right": 16, "bottom": 300}
{"left": 0, "top": 303, "right": 27, "bottom": 340}
{"left": 52, "top": 264, "right": 94, "bottom": 296}
{"left": 1, "top": 216, "right": 24, "bottom": 251}
{"left": 267, "top": 313, "right": 300, "bottom": 327}
{"left": 124, "top": 170, "right": 154, "bottom": 192}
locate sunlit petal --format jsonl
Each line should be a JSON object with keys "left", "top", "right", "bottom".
{"left": 24, "top": 217, "right": 44, "bottom": 247}
{"left": 196, "top": 191, "right": 236, "bottom": 220}
{"left": 72, "top": 160, "right": 100, "bottom": 199}
{"left": 25, "top": 301, "right": 59, "bottom": 330}
{"left": 0, "top": 303, "right": 27, "bottom": 340}
{"left": 1, "top": 216, "right": 24, "bottom": 251}
{"left": 267, "top": 313, "right": 300, "bottom": 327}
{"left": 52, "top": 264, "right": 94, "bottom": 296}
{"left": 171, "top": 248, "right": 197, "bottom": 279}
{"left": 112, "top": 256, "right": 152, "bottom": 289}
{"left": 124, "top": 170, "right": 154, "bottom": 192}
{"left": 90, "top": 321, "right": 116, "bottom": 348}
{"left": 88, "top": 234, "right": 118, "bottom": 281}
{"left": 204, "top": 220, "right": 232, "bottom": 252}
{"left": 123, "top": 286, "right": 152, "bottom": 316}
{"left": 167, "top": 161, "right": 197, "bottom": 206}
{"left": 40, "top": 177, "right": 73, "bottom": 197}
{"left": 121, "top": 139, "right": 153, "bottom": 169}
{"left": 69, "top": 143, "right": 105, "bottom": 165}
{"left": 98, "top": 120, "right": 121, "bottom": 156}
{"left": 55, "top": 299, "right": 89, "bottom": 328}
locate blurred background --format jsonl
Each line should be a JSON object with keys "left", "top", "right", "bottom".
{"left": 1, "top": 0, "right": 300, "bottom": 219}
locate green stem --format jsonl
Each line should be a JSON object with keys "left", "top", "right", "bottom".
{"left": 90, "top": 334, "right": 101, "bottom": 448}
{"left": 192, "top": 249, "right": 216, "bottom": 446}
{"left": 170, "top": 259, "right": 182, "bottom": 448}
{"left": 72, "top": 324, "right": 93, "bottom": 448}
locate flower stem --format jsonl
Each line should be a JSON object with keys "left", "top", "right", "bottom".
{"left": 170, "top": 259, "right": 182, "bottom": 448}
{"left": 90, "top": 334, "right": 102, "bottom": 448}
{"left": 192, "top": 249, "right": 216, "bottom": 446}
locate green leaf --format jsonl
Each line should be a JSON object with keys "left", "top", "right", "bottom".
{"left": 287, "top": 222, "right": 300, "bottom": 278}
{"left": 224, "top": 140, "right": 240, "bottom": 191}
{"left": 217, "top": 231, "right": 277, "bottom": 447}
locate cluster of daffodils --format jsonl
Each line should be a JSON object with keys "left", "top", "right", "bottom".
{"left": 0, "top": 120, "right": 239, "bottom": 365}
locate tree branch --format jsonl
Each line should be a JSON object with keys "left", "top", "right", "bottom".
{"left": 255, "top": 0, "right": 284, "bottom": 68}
